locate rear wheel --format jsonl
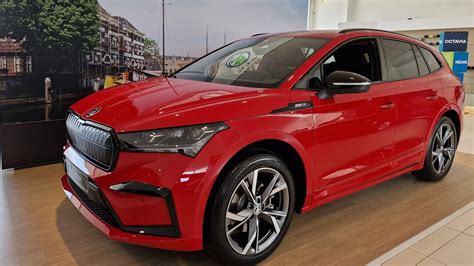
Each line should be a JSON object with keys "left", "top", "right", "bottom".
{"left": 413, "top": 116, "right": 457, "bottom": 181}
{"left": 206, "top": 153, "right": 295, "bottom": 265}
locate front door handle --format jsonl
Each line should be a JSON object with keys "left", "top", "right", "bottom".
{"left": 425, "top": 95, "right": 439, "bottom": 101}
{"left": 380, "top": 102, "right": 395, "bottom": 110}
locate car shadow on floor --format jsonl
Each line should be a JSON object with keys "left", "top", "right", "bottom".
{"left": 55, "top": 199, "right": 218, "bottom": 265}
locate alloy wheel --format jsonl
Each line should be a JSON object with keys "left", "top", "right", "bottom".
{"left": 431, "top": 123, "right": 455, "bottom": 174}
{"left": 225, "top": 167, "right": 289, "bottom": 255}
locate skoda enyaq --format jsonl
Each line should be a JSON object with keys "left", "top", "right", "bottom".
{"left": 62, "top": 29, "right": 464, "bottom": 264}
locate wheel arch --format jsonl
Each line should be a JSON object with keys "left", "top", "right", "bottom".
{"left": 442, "top": 109, "right": 461, "bottom": 144}
{"left": 201, "top": 136, "right": 311, "bottom": 247}
{"left": 217, "top": 139, "right": 308, "bottom": 212}
{"left": 413, "top": 105, "right": 461, "bottom": 181}
{"left": 426, "top": 104, "right": 462, "bottom": 147}
{"left": 432, "top": 104, "right": 462, "bottom": 143}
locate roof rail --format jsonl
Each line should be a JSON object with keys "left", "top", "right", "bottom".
{"left": 339, "top": 28, "right": 392, "bottom": 34}
{"left": 339, "top": 28, "right": 419, "bottom": 41}
{"left": 251, "top": 32, "right": 268, "bottom": 37}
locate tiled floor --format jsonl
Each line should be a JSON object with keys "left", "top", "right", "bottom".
{"left": 370, "top": 203, "right": 474, "bottom": 266}
{"left": 368, "top": 110, "right": 474, "bottom": 266}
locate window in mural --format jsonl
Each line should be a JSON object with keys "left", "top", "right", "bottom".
{"left": 0, "top": 56, "right": 6, "bottom": 69}
{"left": 14, "top": 56, "right": 22, "bottom": 73}
{"left": 26, "top": 56, "right": 32, "bottom": 73}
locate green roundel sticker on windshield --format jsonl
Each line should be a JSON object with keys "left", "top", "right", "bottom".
{"left": 226, "top": 52, "right": 250, "bottom": 68}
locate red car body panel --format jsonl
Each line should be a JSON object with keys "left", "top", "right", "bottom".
{"left": 72, "top": 78, "right": 289, "bottom": 132}
{"left": 61, "top": 30, "right": 464, "bottom": 251}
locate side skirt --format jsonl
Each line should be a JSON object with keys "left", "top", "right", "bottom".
{"left": 301, "top": 162, "right": 421, "bottom": 214}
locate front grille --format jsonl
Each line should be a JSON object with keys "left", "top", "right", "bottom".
{"left": 66, "top": 112, "right": 116, "bottom": 170}
{"left": 68, "top": 177, "right": 119, "bottom": 227}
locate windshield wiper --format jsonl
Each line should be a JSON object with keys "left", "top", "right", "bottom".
{"left": 176, "top": 70, "right": 204, "bottom": 74}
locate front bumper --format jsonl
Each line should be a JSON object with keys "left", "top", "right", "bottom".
{"left": 60, "top": 144, "right": 208, "bottom": 251}
{"left": 60, "top": 116, "right": 244, "bottom": 252}
{"left": 61, "top": 174, "right": 201, "bottom": 251}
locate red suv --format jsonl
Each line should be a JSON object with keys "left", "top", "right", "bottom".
{"left": 61, "top": 29, "right": 464, "bottom": 264}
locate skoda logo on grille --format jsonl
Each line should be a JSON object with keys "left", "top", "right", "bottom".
{"left": 85, "top": 107, "right": 101, "bottom": 117}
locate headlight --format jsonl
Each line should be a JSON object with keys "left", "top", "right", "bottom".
{"left": 117, "top": 122, "right": 228, "bottom": 157}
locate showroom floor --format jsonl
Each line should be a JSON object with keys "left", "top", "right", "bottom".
{"left": 0, "top": 112, "right": 473, "bottom": 265}
{"left": 368, "top": 109, "right": 474, "bottom": 266}
{"left": 369, "top": 202, "right": 473, "bottom": 265}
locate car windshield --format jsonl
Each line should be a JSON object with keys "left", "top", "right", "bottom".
{"left": 173, "top": 36, "right": 328, "bottom": 88}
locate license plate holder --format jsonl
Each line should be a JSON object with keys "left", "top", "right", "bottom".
{"left": 65, "top": 158, "right": 89, "bottom": 193}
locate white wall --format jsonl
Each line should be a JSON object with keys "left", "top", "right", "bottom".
{"left": 346, "top": 0, "right": 473, "bottom": 22}
{"left": 307, "top": 0, "right": 474, "bottom": 30}
{"left": 307, "top": 0, "right": 348, "bottom": 30}
{"left": 307, "top": 0, "right": 474, "bottom": 104}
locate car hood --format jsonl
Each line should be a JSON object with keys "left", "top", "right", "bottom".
{"left": 71, "top": 77, "right": 289, "bottom": 132}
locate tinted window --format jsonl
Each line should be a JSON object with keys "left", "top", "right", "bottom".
{"left": 174, "top": 37, "right": 327, "bottom": 88}
{"left": 381, "top": 39, "right": 418, "bottom": 80}
{"left": 322, "top": 39, "right": 380, "bottom": 81}
{"left": 413, "top": 45, "right": 429, "bottom": 76}
{"left": 293, "top": 39, "right": 381, "bottom": 90}
{"left": 420, "top": 47, "right": 441, "bottom": 72}
{"left": 294, "top": 64, "right": 322, "bottom": 90}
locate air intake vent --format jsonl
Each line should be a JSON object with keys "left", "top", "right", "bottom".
{"left": 68, "top": 177, "right": 119, "bottom": 227}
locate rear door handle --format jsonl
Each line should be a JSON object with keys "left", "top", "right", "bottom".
{"left": 425, "top": 95, "right": 439, "bottom": 101}
{"left": 380, "top": 102, "right": 395, "bottom": 110}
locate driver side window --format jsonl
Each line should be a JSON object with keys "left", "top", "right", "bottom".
{"left": 293, "top": 38, "right": 381, "bottom": 90}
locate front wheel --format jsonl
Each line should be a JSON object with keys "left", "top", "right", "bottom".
{"left": 413, "top": 116, "right": 457, "bottom": 181}
{"left": 206, "top": 153, "right": 295, "bottom": 265}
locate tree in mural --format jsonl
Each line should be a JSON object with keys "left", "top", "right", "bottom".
{"left": 144, "top": 37, "right": 160, "bottom": 59}
{"left": 0, "top": 0, "right": 100, "bottom": 72}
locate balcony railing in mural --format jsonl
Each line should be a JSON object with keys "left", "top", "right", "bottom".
{"left": 132, "top": 47, "right": 144, "bottom": 56}
{"left": 86, "top": 51, "right": 144, "bottom": 70}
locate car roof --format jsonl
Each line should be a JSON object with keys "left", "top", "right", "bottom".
{"left": 250, "top": 30, "right": 341, "bottom": 39}
{"left": 252, "top": 29, "right": 429, "bottom": 48}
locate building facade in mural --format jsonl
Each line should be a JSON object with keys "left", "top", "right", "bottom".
{"left": 0, "top": 38, "right": 33, "bottom": 76}
{"left": 85, "top": 5, "right": 145, "bottom": 81}
{"left": 0, "top": 37, "right": 35, "bottom": 98}
{"left": 164, "top": 55, "right": 196, "bottom": 73}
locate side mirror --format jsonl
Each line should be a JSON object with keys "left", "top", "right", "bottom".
{"left": 317, "top": 71, "right": 371, "bottom": 100}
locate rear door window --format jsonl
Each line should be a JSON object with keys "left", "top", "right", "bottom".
{"left": 420, "top": 47, "right": 441, "bottom": 72}
{"left": 413, "top": 45, "right": 430, "bottom": 76}
{"left": 381, "top": 39, "right": 419, "bottom": 80}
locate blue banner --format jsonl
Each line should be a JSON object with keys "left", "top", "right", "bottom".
{"left": 452, "top": 52, "right": 469, "bottom": 73}
{"left": 439, "top": 31, "right": 469, "bottom": 52}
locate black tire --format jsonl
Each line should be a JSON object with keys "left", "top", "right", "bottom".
{"left": 206, "top": 153, "right": 295, "bottom": 265}
{"left": 412, "top": 116, "right": 457, "bottom": 181}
